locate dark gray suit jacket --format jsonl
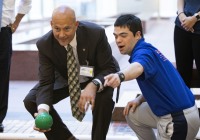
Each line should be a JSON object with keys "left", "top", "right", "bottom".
{"left": 35, "top": 21, "right": 119, "bottom": 106}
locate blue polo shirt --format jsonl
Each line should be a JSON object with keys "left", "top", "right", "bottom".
{"left": 129, "top": 38, "right": 195, "bottom": 116}
{"left": 175, "top": 0, "right": 200, "bottom": 34}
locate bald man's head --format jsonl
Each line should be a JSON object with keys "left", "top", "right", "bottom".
{"left": 52, "top": 5, "right": 76, "bottom": 22}
{"left": 50, "top": 5, "right": 78, "bottom": 46}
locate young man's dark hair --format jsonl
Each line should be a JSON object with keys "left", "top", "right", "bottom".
{"left": 114, "top": 14, "right": 144, "bottom": 37}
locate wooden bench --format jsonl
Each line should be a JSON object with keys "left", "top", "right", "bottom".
{"left": 10, "top": 44, "right": 39, "bottom": 80}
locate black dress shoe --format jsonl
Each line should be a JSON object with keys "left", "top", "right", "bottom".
{"left": 0, "top": 124, "right": 4, "bottom": 132}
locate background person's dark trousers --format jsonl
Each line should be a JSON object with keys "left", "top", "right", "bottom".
{"left": 0, "top": 27, "right": 12, "bottom": 132}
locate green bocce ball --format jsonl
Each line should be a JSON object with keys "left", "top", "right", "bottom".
{"left": 35, "top": 112, "right": 53, "bottom": 130}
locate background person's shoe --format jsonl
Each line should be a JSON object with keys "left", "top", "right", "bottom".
{"left": 0, "top": 124, "right": 4, "bottom": 132}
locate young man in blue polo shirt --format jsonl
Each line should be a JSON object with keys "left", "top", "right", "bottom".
{"left": 104, "top": 14, "right": 200, "bottom": 140}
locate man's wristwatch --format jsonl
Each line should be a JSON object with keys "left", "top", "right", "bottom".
{"left": 117, "top": 72, "right": 125, "bottom": 83}
{"left": 92, "top": 79, "right": 100, "bottom": 91}
{"left": 194, "top": 13, "right": 200, "bottom": 21}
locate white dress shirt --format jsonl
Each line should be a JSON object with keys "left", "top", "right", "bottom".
{"left": 69, "top": 33, "right": 89, "bottom": 83}
{"left": 1, "top": 0, "right": 32, "bottom": 27}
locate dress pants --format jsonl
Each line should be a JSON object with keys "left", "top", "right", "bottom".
{"left": 174, "top": 25, "right": 200, "bottom": 87}
{"left": 0, "top": 27, "right": 12, "bottom": 124}
{"left": 24, "top": 83, "right": 115, "bottom": 140}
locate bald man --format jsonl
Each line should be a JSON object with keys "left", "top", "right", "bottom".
{"left": 23, "top": 5, "right": 119, "bottom": 140}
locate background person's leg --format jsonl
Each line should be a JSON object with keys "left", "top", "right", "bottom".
{"left": 174, "top": 26, "right": 193, "bottom": 87}
{"left": 192, "top": 33, "right": 200, "bottom": 83}
{"left": 0, "top": 28, "right": 12, "bottom": 131}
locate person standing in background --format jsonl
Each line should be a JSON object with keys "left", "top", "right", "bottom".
{"left": 0, "top": 0, "right": 32, "bottom": 132}
{"left": 174, "top": 0, "right": 200, "bottom": 87}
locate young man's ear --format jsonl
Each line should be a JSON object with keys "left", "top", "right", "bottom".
{"left": 135, "top": 31, "right": 142, "bottom": 39}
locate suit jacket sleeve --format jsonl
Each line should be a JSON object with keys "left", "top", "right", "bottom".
{"left": 35, "top": 31, "right": 56, "bottom": 106}
{"left": 77, "top": 22, "right": 120, "bottom": 83}
{"left": 94, "top": 28, "right": 119, "bottom": 82}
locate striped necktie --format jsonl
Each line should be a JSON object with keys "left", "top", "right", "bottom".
{"left": 0, "top": 0, "right": 3, "bottom": 31}
{"left": 67, "top": 44, "right": 85, "bottom": 121}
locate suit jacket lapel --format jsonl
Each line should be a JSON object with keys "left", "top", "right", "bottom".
{"left": 53, "top": 38, "right": 67, "bottom": 67}
{"left": 76, "top": 27, "right": 89, "bottom": 66}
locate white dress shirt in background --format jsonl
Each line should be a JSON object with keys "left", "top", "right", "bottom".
{"left": 1, "top": 0, "right": 32, "bottom": 27}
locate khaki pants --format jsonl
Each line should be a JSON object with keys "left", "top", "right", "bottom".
{"left": 126, "top": 102, "right": 200, "bottom": 140}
